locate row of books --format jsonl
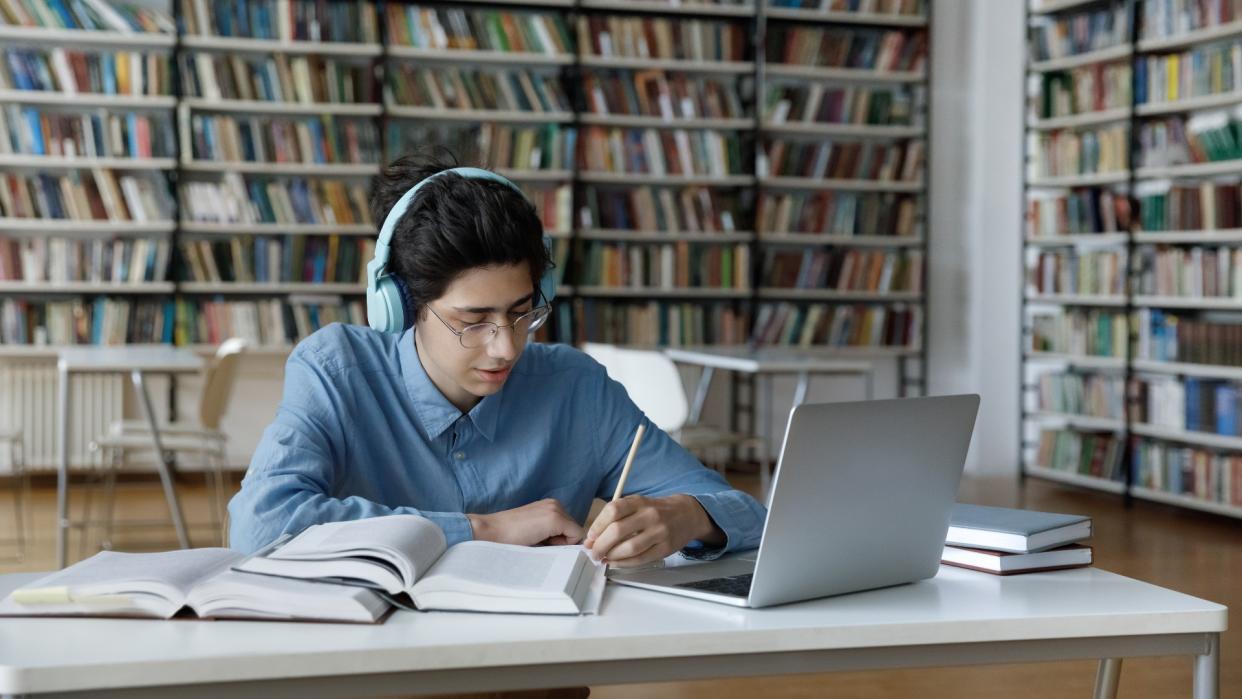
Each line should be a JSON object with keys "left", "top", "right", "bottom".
{"left": 0, "top": 237, "right": 170, "bottom": 284}
{"left": 179, "top": 235, "right": 372, "bottom": 285}
{"left": 1134, "top": 245, "right": 1242, "bottom": 299}
{"left": 387, "top": 123, "right": 573, "bottom": 172}
{"left": 579, "top": 127, "right": 743, "bottom": 177}
{"left": 1028, "top": 309, "right": 1127, "bottom": 358}
{"left": 760, "top": 139, "right": 924, "bottom": 182}
{"left": 1027, "top": 125, "right": 1129, "bottom": 179}
{"left": 768, "top": 0, "right": 924, "bottom": 14}
{"left": 1135, "top": 179, "right": 1242, "bottom": 232}
{"left": 1026, "top": 187, "right": 1132, "bottom": 238}
{"left": 575, "top": 16, "right": 746, "bottom": 62}
{"left": 1135, "top": 375, "right": 1242, "bottom": 436}
{"left": 757, "top": 191, "right": 919, "bottom": 237}
{"left": 767, "top": 28, "right": 927, "bottom": 72}
{"left": 1036, "top": 372, "right": 1125, "bottom": 420}
{"left": 1137, "top": 308, "right": 1242, "bottom": 367}
{"left": 1034, "top": 429, "right": 1124, "bottom": 482}
{"left": 766, "top": 84, "right": 921, "bottom": 127}
{"left": 0, "top": 0, "right": 171, "bottom": 32}
{"left": 1132, "top": 440, "right": 1242, "bottom": 507}
{"left": 0, "top": 171, "right": 171, "bottom": 222}
{"left": 762, "top": 248, "right": 922, "bottom": 292}
{"left": 388, "top": 65, "right": 567, "bottom": 114}
{"left": 2, "top": 48, "right": 172, "bottom": 97}
{"left": 528, "top": 183, "right": 572, "bottom": 234}
{"left": 181, "top": 53, "right": 376, "bottom": 105}
{"left": 577, "top": 185, "right": 740, "bottom": 234}
{"left": 575, "top": 241, "right": 750, "bottom": 290}
{"left": 179, "top": 296, "right": 366, "bottom": 347}
{"left": 1135, "top": 39, "right": 1242, "bottom": 106}
{"left": 386, "top": 6, "right": 570, "bottom": 55}
{"left": 1032, "top": 63, "right": 1130, "bottom": 120}
{"left": 1141, "top": 0, "right": 1242, "bottom": 41}
{"left": 0, "top": 107, "right": 175, "bottom": 159}
{"left": 585, "top": 72, "right": 744, "bottom": 121}
{"left": 188, "top": 113, "right": 379, "bottom": 165}
{"left": 1028, "top": 4, "right": 1128, "bottom": 62}
{"left": 178, "top": 175, "right": 370, "bottom": 227}
{"left": 1027, "top": 249, "right": 1126, "bottom": 297}
{"left": 178, "top": 0, "right": 378, "bottom": 43}
{"left": 1140, "top": 111, "right": 1242, "bottom": 168}
{"left": 751, "top": 301, "right": 921, "bottom": 348}
{"left": 565, "top": 299, "right": 748, "bottom": 347}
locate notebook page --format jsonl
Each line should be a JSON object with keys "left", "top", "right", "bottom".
{"left": 421, "top": 542, "right": 585, "bottom": 596}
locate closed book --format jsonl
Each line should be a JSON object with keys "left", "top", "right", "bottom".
{"left": 941, "top": 544, "right": 1092, "bottom": 576}
{"left": 947, "top": 504, "right": 1091, "bottom": 553}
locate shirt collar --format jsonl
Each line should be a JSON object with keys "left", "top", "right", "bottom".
{"left": 398, "top": 328, "right": 503, "bottom": 442}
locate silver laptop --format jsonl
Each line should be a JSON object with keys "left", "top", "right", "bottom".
{"left": 611, "top": 394, "right": 980, "bottom": 608}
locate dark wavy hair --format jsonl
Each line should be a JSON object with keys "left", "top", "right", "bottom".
{"left": 369, "top": 148, "right": 551, "bottom": 319}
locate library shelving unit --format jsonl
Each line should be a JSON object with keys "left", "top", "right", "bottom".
{"left": 570, "top": 0, "right": 759, "bottom": 348}
{"left": 755, "top": 0, "right": 930, "bottom": 395}
{"left": 173, "top": 0, "right": 384, "bottom": 351}
{"left": 0, "top": 7, "right": 180, "bottom": 347}
{"left": 1021, "top": 0, "right": 1242, "bottom": 519}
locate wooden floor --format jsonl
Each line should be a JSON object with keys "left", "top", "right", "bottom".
{"left": 0, "top": 471, "right": 1236, "bottom": 698}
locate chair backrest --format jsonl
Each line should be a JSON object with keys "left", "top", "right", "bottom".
{"left": 198, "top": 338, "right": 248, "bottom": 429}
{"left": 581, "top": 343, "right": 689, "bottom": 432}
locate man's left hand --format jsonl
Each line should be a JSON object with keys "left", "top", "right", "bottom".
{"left": 584, "top": 494, "right": 725, "bottom": 568}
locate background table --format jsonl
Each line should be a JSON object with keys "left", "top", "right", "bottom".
{"left": 56, "top": 347, "right": 205, "bottom": 568}
{"left": 0, "top": 566, "right": 1224, "bottom": 698}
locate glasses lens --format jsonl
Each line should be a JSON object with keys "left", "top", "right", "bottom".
{"left": 460, "top": 324, "right": 497, "bottom": 349}
{"left": 516, "top": 306, "right": 550, "bottom": 334}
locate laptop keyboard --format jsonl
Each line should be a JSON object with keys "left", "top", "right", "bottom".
{"left": 675, "top": 573, "right": 753, "bottom": 598}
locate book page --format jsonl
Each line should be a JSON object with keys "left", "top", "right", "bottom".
{"left": 419, "top": 541, "right": 586, "bottom": 596}
{"left": 270, "top": 515, "right": 446, "bottom": 587}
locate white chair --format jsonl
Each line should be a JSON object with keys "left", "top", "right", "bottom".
{"left": 89, "top": 339, "right": 248, "bottom": 548}
{"left": 582, "top": 343, "right": 771, "bottom": 495}
{"left": 0, "top": 428, "right": 29, "bottom": 560}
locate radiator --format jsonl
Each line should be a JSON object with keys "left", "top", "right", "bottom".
{"left": 0, "top": 363, "right": 123, "bottom": 472}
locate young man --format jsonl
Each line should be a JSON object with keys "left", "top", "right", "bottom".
{"left": 228, "top": 154, "right": 766, "bottom": 569}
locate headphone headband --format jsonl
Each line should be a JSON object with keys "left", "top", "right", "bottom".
{"left": 366, "top": 166, "right": 556, "bottom": 333}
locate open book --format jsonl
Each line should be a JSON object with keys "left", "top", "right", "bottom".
{"left": 236, "top": 514, "right": 607, "bottom": 615}
{"left": 0, "top": 548, "right": 390, "bottom": 623}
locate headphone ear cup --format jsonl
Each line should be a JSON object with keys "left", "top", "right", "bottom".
{"left": 540, "top": 235, "right": 557, "bottom": 303}
{"left": 368, "top": 275, "right": 407, "bottom": 333}
{"left": 391, "top": 274, "right": 418, "bottom": 331}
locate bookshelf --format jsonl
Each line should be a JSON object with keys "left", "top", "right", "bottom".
{"left": 1022, "top": 0, "right": 1242, "bottom": 519}
{"left": 0, "top": 0, "right": 933, "bottom": 393}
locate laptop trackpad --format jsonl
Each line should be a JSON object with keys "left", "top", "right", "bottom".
{"left": 609, "top": 551, "right": 757, "bottom": 586}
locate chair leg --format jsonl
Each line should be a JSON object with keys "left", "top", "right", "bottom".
{"left": 99, "top": 448, "right": 121, "bottom": 552}
{"left": 202, "top": 450, "right": 221, "bottom": 537}
{"left": 10, "top": 462, "right": 25, "bottom": 561}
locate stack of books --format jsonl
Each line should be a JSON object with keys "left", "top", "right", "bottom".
{"left": 941, "top": 504, "right": 1094, "bottom": 576}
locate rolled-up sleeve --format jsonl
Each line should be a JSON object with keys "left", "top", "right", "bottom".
{"left": 590, "top": 366, "right": 766, "bottom": 560}
{"left": 227, "top": 345, "right": 472, "bottom": 554}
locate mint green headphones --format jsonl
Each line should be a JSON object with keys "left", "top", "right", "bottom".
{"left": 365, "top": 166, "right": 557, "bottom": 333}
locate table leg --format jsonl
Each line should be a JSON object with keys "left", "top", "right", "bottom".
{"left": 1194, "top": 633, "right": 1219, "bottom": 699}
{"left": 688, "top": 367, "right": 715, "bottom": 426}
{"left": 1092, "top": 658, "right": 1122, "bottom": 699}
{"left": 56, "top": 364, "right": 69, "bottom": 569}
{"left": 792, "top": 371, "right": 809, "bottom": 407}
{"left": 132, "top": 370, "right": 191, "bottom": 549}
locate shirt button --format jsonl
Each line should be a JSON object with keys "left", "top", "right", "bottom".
{"left": 455, "top": 452, "right": 465, "bottom": 460}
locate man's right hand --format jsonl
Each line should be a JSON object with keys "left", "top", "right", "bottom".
{"left": 466, "top": 499, "right": 586, "bottom": 546}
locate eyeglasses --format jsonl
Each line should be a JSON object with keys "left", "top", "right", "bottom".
{"left": 424, "top": 301, "right": 552, "bottom": 349}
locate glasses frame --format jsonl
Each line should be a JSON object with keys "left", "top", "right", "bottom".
{"left": 424, "top": 294, "right": 552, "bottom": 349}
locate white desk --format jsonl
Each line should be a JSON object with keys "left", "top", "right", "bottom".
{"left": 665, "top": 347, "right": 874, "bottom": 489}
{"left": 56, "top": 347, "right": 205, "bottom": 568}
{"left": 0, "top": 566, "right": 1225, "bottom": 698}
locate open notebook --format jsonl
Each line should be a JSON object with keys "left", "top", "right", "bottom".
{"left": 0, "top": 548, "right": 391, "bottom": 623}
{"left": 237, "top": 514, "right": 607, "bottom": 615}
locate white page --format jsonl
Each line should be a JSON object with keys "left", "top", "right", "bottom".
{"left": 269, "top": 515, "right": 446, "bottom": 587}
{"left": 21, "top": 549, "right": 241, "bottom": 599}
{"left": 420, "top": 542, "right": 583, "bottom": 594}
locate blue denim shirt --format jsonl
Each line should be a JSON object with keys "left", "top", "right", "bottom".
{"left": 228, "top": 323, "right": 767, "bottom": 556}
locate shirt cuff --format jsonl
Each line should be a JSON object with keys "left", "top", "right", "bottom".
{"left": 420, "top": 511, "right": 474, "bottom": 548}
{"left": 680, "top": 491, "right": 764, "bottom": 561}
